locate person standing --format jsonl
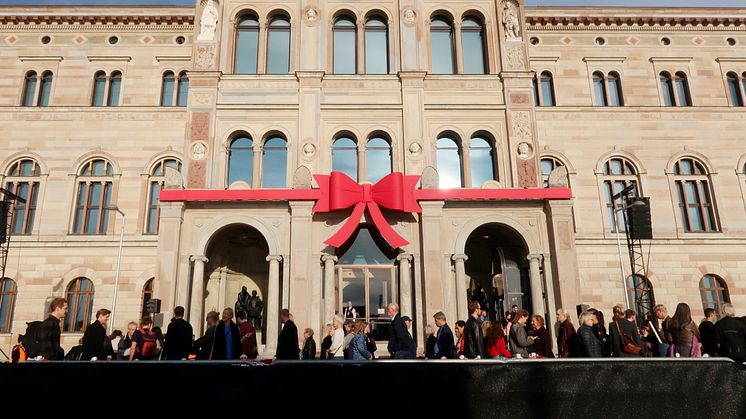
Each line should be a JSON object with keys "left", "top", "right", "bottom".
{"left": 302, "top": 328, "right": 316, "bottom": 359}
{"left": 699, "top": 308, "right": 718, "bottom": 357}
{"left": 464, "top": 301, "right": 485, "bottom": 359}
{"left": 117, "top": 322, "right": 137, "bottom": 360}
{"left": 82, "top": 308, "right": 111, "bottom": 360}
{"left": 211, "top": 308, "right": 241, "bottom": 360}
{"left": 530, "top": 314, "right": 554, "bottom": 358}
{"left": 556, "top": 308, "right": 577, "bottom": 358}
{"left": 193, "top": 311, "right": 219, "bottom": 360}
{"left": 576, "top": 312, "right": 603, "bottom": 357}
{"left": 509, "top": 309, "right": 534, "bottom": 358}
{"left": 715, "top": 303, "right": 746, "bottom": 363}
{"left": 319, "top": 323, "right": 333, "bottom": 360}
{"left": 162, "top": 306, "right": 193, "bottom": 360}
{"left": 651, "top": 304, "right": 672, "bottom": 357}
{"left": 129, "top": 317, "right": 160, "bottom": 361}
{"left": 668, "top": 302, "right": 700, "bottom": 357}
{"left": 329, "top": 316, "right": 345, "bottom": 359}
{"left": 350, "top": 320, "right": 373, "bottom": 360}
{"left": 432, "top": 312, "right": 454, "bottom": 359}
{"left": 236, "top": 310, "right": 258, "bottom": 359}
{"left": 454, "top": 320, "right": 466, "bottom": 358}
{"left": 609, "top": 305, "right": 643, "bottom": 358}
{"left": 276, "top": 309, "right": 300, "bottom": 360}
{"left": 36, "top": 297, "right": 68, "bottom": 360}
{"left": 387, "top": 303, "right": 414, "bottom": 359}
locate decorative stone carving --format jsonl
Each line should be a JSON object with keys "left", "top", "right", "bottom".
{"left": 421, "top": 166, "right": 439, "bottom": 189}
{"left": 303, "top": 7, "right": 319, "bottom": 26}
{"left": 403, "top": 9, "right": 416, "bottom": 26}
{"left": 408, "top": 141, "right": 422, "bottom": 156}
{"left": 517, "top": 142, "right": 533, "bottom": 160}
{"left": 197, "top": 0, "right": 219, "bottom": 42}
{"left": 548, "top": 166, "right": 570, "bottom": 188}
{"left": 191, "top": 141, "right": 207, "bottom": 161}
{"left": 505, "top": 45, "right": 525, "bottom": 69}
{"left": 511, "top": 111, "right": 532, "bottom": 140}
{"left": 502, "top": 0, "right": 521, "bottom": 41}
{"left": 163, "top": 166, "right": 183, "bottom": 190}
{"left": 292, "top": 166, "right": 313, "bottom": 189}
{"left": 517, "top": 158, "right": 537, "bottom": 188}
{"left": 302, "top": 142, "right": 316, "bottom": 159}
{"left": 195, "top": 45, "right": 215, "bottom": 70}
{"left": 189, "top": 112, "right": 210, "bottom": 140}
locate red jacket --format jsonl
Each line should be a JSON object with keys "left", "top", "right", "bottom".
{"left": 487, "top": 336, "right": 512, "bottom": 358}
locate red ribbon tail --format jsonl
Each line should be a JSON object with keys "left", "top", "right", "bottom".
{"left": 325, "top": 202, "right": 366, "bottom": 248}
{"left": 367, "top": 202, "right": 409, "bottom": 249}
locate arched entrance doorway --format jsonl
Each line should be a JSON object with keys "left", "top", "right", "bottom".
{"left": 204, "top": 223, "right": 270, "bottom": 344}
{"left": 464, "top": 223, "right": 531, "bottom": 322}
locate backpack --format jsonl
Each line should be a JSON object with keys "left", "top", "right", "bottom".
{"left": 21, "top": 321, "right": 43, "bottom": 358}
{"left": 138, "top": 329, "right": 159, "bottom": 358}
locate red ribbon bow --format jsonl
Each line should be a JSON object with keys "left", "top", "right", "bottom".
{"left": 313, "top": 172, "right": 421, "bottom": 249}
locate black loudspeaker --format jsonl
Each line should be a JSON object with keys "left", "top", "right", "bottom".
{"left": 626, "top": 197, "right": 652, "bottom": 240}
{"left": 0, "top": 201, "right": 10, "bottom": 244}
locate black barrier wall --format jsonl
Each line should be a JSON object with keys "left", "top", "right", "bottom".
{"left": 1, "top": 359, "right": 744, "bottom": 418}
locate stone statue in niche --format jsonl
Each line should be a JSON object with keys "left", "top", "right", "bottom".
{"left": 235, "top": 286, "right": 251, "bottom": 318}
{"left": 502, "top": 0, "right": 521, "bottom": 41}
{"left": 421, "top": 166, "right": 439, "bottom": 189}
{"left": 247, "top": 290, "right": 264, "bottom": 328}
{"left": 517, "top": 142, "right": 532, "bottom": 160}
{"left": 197, "top": 0, "right": 219, "bottom": 42}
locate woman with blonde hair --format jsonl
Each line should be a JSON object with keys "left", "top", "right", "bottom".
{"left": 424, "top": 324, "right": 436, "bottom": 359}
{"left": 577, "top": 312, "right": 603, "bottom": 357}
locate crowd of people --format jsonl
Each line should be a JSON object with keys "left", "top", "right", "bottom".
{"left": 9, "top": 297, "right": 746, "bottom": 364}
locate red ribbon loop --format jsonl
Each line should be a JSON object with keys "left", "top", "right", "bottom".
{"left": 313, "top": 172, "right": 422, "bottom": 249}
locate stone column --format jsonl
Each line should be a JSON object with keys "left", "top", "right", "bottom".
{"left": 156, "top": 201, "right": 183, "bottom": 314}
{"left": 257, "top": 19, "right": 268, "bottom": 74}
{"left": 528, "top": 254, "right": 544, "bottom": 316}
{"left": 322, "top": 254, "right": 338, "bottom": 326}
{"left": 397, "top": 253, "right": 413, "bottom": 317}
{"left": 543, "top": 253, "right": 559, "bottom": 352}
{"left": 265, "top": 254, "right": 283, "bottom": 354}
{"left": 218, "top": 266, "right": 228, "bottom": 311}
{"left": 356, "top": 20, "right": 365, "bottom": 74}
{"left": 189, "top": 255, "right": 208, "bottom": 336}
{"left": 452, "top": 254, "right": 468, "bottom": 321}
{"left": 453, "top": 22, "right": 464, "bottom": 74}
{"left": 546, "top": 199, "right": 581, "bottom": 324}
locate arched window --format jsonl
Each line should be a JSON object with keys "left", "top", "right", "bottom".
{"left": 437, "top": 136, "right": 463, "bottom": 188}
{"left": 608, "top": 71, "right": 623, "bottom": 106}
{"left": 146, "top": 158, "right": 182, "bottom": 234}
{"left": 141, "top": 278, "right": 154, "bottom": 320}
{"left": 673, "top": 157, "right": 718, "bottom": 232}
{"left": 108, "top": 71, "right": 122, "bottom": 106}
{"left": 64, "top": 277, "right": 95, "bottom": 332}
{"left": 334, "top": 15, "right": 357, "bottom": 74}
{"left": 5, "top": 158, "right": 41, "bottom": 235}
{"left": 660, "top": 72, "right": 675, "bottom": 107}
{"left": 626, "top": 275, "right": 655, "bottom": 321}
{"left": 700, "top": 274, "right": 730, "bottom": 318}
{"left": 602, "top": 157, "right": 639, "bottom": 232}
{"left": 674, "top": 72, "right": 691, "bottom": 107}
{"left": 235, "top": 15, "right": 260, "bottom": 74}
{"left": 593, "top": 71, "right": 607, "bottom": 106}
{"left": 469, "top": 136, "right": 496, "bottom": 187}
{"left": 73, "top": 159, "right": 114, "bottom": 234}
{"left": 227, "top": 135, "right": 253, "bottom": 186}
{"left": 726, "top": 72, "right": 743, "bottom": 107}
{"left": 38, "top": 71, "right": 53, "bottom": 107}
{"left": 261, "top": 136, "right": 288, "bottom": 188}
{"left": 176, "top": 71, "right": 189, "bottom": 107}
{"left": 540, "top": 71, "right": 555, "bottom": 106}
{"left": 332, "top": 136, "right": 358, "bottom": 181}
{"left": 365, "top": 16, "right": 388, "bottom": 74}
{"left": 0, "top": 278, "right": 17, "bottom": 333}
{"left": 540, "top": 156, "right": 566, "bottom": 188}
{"left": 160, "top": 71, "right": 175, "bottom": 106}
{"left": 92, "top": 71, "right": 107, "bottom": 106}
{"left": 267, "top": 16, "right": 291, "bottom": 74}
{"left": 532, "top": 77, "right": 540, "bottom": 106}
{"left": 430, "top": 17, "right": 455, "bottom": 75}
{"left": 22, "top": 71, "right": 37, "bottom": 107}
{"left": 461, "top": 17, "right": 486, "bottom": 74}
{"left": 365, "top": 136, "right": 392, "bottom": 183}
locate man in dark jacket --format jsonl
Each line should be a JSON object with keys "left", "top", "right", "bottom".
{"left": 433, "top": 311, "right": 454, "bottom": 359}
{"left": 609, "top": 306, "right": 643, "bottom": 357}
{"left": 464, "top": 301, "right": 485, "bottom": 359}
{"left": 82, "top": 308, "right": 111, "bottom": 360}
{"left": 211, "top": 308, "right": 241, "bottom": 360}
{"left": 162, "top": 306, "right": 193, "bottom": 360}
{"left": 193, "top": 311, "right": 219, "bottom": 360}
{"left": 36, "top": 297, "right": 67, "bottom": 360}
{"left": 716, "top": 303, "right": 746, "bottom": 363}
{"left": 276, "top": 309, "right": 300, "bottom": 359}
{"left": 387, "top": 303, "right": 414, "bottom": 359}
{"left": 699, "top": 308, "right": 718, "bottom": 356}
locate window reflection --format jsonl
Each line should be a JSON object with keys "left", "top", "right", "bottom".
{"left": 461, "top": 18, "right": 486, "bottom": 74}
{"left": 437, "top": 137, "right": 463, "bottom": 188}
{"left": 333, "top": 137, "right": 358, "bottom": 181}
{"left": 228, "top": 136, "right": 253, "bottom": 186}
{"left": 334, "top": 17, "right": 356, "bottom": 74}
{"left": 235, "top": 16, "right": 260, "bottom": 74}
{"left": 267, "top": 17, "right": 290, "bottom": 74}
{"left": 470, "top": 137, "right": 495, "bottom": 187}
{"left": 365, "top": 17, "right": 388, "bottom": 74}
{"left": 430, "top": 18, "right": 454, "bottom": 74}
{"left": 366, "top": 137, "right": 391, "bottom": 182}
{"left": 262, "top": 136, "right": 287, "bottom": 188}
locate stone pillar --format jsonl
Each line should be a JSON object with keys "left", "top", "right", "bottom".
{"left": 528, "top": 254, "right": 544, "bottom": 317}
{"left": 546, "top": 199, "right": 581, "bottom": 325}
{"left": 453, "top": 21, "right": 464, "bottom": 74}
{"left": 397, "top": 253, "right": 413, "bottom": 317}
{"left": 189, "top": 255, "right": 208, "bottom": 336}
{"left": 265, "top": 254, "right": 283, "bottom": 354}
{"left": 420, "top": 201, "right": 445, "bottom": 322}
{"left": 218, "top": 266, "right": 228, "bottom": 311}
{"left": 356, "top": 20, "right": 365, "bottom": 74}
{"left": 156, "top": 201, "right": 183, "bottom": 315}
{"left": 543, "top": 253, "right": 559, "bottom": 352}
{"left": 322, "top": 254, "right": 338, "bottom": 326}
{"left": 452, "top": 254, "right": 469, "bottom": 321}
{"left": 257, "top": 19, "right": 268, "bottom": 74}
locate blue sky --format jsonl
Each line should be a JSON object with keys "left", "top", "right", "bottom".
{"left": 0, "top": 0, "right": 743, "bottom": 6}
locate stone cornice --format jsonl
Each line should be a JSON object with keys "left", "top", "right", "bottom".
{"left": 526, "top": 8, "right": 746, "bottom": 31}
{"left": 0, "top": 13, "right": 193, "bottom": 27}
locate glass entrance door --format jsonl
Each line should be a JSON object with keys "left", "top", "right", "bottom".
{"left": 338, "top": 265, "right": 397, "bottom": 341}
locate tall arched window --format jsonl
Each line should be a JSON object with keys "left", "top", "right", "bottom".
{"left": 365, "top": 16, "right": 388, "bottom": 74}
{"left": 674, "top": 72, "right": 691, "bottom": 107}
{"left": 461, "top": 17, "right": 486, "bottom": 74}
{"left": 38, "top": 71, "right": 53, "bottom": 107}
{"left": 430, "top": 17, "right": 455, "bottom": 75}
{"left": 0, "top": 278, "right": 17, "bottom": 333}
{"left": 92, "top": 71, "right": 107, "bottom": 106}
{"left": 334, "top": 15, "right": 357, "bottom": 74}
{"left": 261, "top": 136, "right": 288, "bottom": 188}
{"left": 540, "top": 156, "right": 566, "bottom": 188}
{"left": 108, "top": 71, "right": 122, "bottom": 106}
{"left": 602, "top": 157, "right": 639, "bottom": 232}
{"left": 176, "top": 71, "right": 189, "bottom": 107}
{"left": 608, "top": 71, "right": 623, "bottom": 106}
{"left": 437, "top": 136, "right": 463, "bottom": 188}
{"left": 227, "top": 135, "right": 254, "bottom": 186}
{"left": 64, "top": 277, "right": 95, "bottom": 332}
{"left": 22, "top": 71, "right": 37, "bottom": 107}
{"left": 673, "top": 157, "right": 718, "bottom": 232}
{"left": 726, "top": 72, "right": 744, "bottom": 107}
{"left": 5, "top": 158, "right": 41, "bottom": 235}
{"left": 267, "top": 16, "right": 291, "bottom": 74}
{"left": 365, "top": 136, "right": 392, "bottom": 183}
{"left": 470, "top": 136, "right": 496, "bottom": 187}
{"left": 161, "top": 71, "right": 175, "bottom": 106}
{"left": 146, "top": 158, "right": 182, "bottom": 234}
{"left": 141, "top": 278, "right": 154, "bottom": 320}
{"left": 332, "top": 137, "right": 358, "bottom": 181}
{"left": 73, "top": 159, "right": 114, "bottom": 234}
{"left": 593, "top": 71, "right": 607, "bottom": 106}
{"left": 660, "top": 72, "right": 675, "bottom": 107}
{"left": 235, "top": 15, "right": 260, "bottom": 74}
{"left": 626, "top": 275, "right": 655, "bottom": 321}
{"left": 700, "top": 274, "right": 730, "bottom": 318}
{"left": 540, "top": 71, "right": 555, "bottom": 106}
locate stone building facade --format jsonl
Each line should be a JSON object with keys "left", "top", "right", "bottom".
{"left": 0, "top": 1, "right": 744, "bottom": 355}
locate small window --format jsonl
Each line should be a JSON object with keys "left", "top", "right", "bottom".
{"left": 5, "top": 158, "right": 41, "bottom": 235}
{"left": 430, "top": 17, "right": 455, "bottom": 75}
{"left": 64, "top": 277, "right": 95, "bottom": 332}
{"left": 72, "top": 159, "right": 114, "bottom": 235}
{"left": 41, "top": 36, "right": 51, "bottom": 44}
{"left": 176, "top": 71, "right": 189, "bottom": 107}
{"left": 594, "top": 37, "right": 606, "bottom": 46}
{"left": 700, "top": 274, "right": 730, "bottom": 318}
{"left": 108, "top": 71, "right": 122, "bottom": 106}
{"left": 593, "top": 71, "right": 607, "bottom": 106}
{"left": 227, "top": 135, "right": 254, "bottom": 186}
{"left": 461, "top": 17, "right": 486, "bottom": 75}
{"left": 602, "top": 157, "right": 640, "bottom": 232}
{"left": 726, "top": 72, "right": 743, "bottom": 107}
{"left": 436, "top": 136, "right": 463, "bottom": 188}
{"left": 267, "top": 16, "right": 291, "bottom": 74}
{"left": 332, "top": 136, "right": 358, "bottom": 181}
{"left": 38, "top": 71, "right": 53, "bottom": 107}
{"left": 141, "top": 278, "right": 154, "bottom": 319}
{"left": 660, "top": 37, "right": 671, "bottom": 46}
{"left": 365, "top": 136, "right": 392, "bottom": 183}
{"left": 161, "top": 71, "right": 175, "bottom": 106}
{"left": 175, "top": 36, "right": 186, "bottom": 45}
{"left": 674, "top": 72, "right": 691, "bottom": 107}
{"left": 92, "top": 71, "right": 107, "bottom": 107}
{"left": 261, "top": 136, "right": 288, "bottom": 188}
{"left": 726, "top": 37, "right": 737, "bottom": 46}
{"left": 659, "top": 72, "right": 675, "bottom": 107}
{"left": 0, "top": 278, "right": 17, "bottom": 333}
{"left": 529, "top": 37, "right": 540, "bottom": 45}
{"left": 235, "top": 15, "right": 260, "bottom": 74}
{"left": 22, "top": 71, "right": 37, "bottom": 107}
{"left": 334, "top": 16, "right": 357, "bottom": 75}
{"left": 146, "top": 158, "right": 182, "bottom": 234}
{"left": 469, "top": 136, "right": 496, "bottom": 187}
{"left": 540, "top": 71, "right": 555, "bottom": 106}
{"left": 108, "top": 36, "right": 119, "bottom": 45}
{"left": 673, "top": 157, "right": 718, "bottom": 232}
{"left": 365, "top": 16, "right": 389, "bottom": 74}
